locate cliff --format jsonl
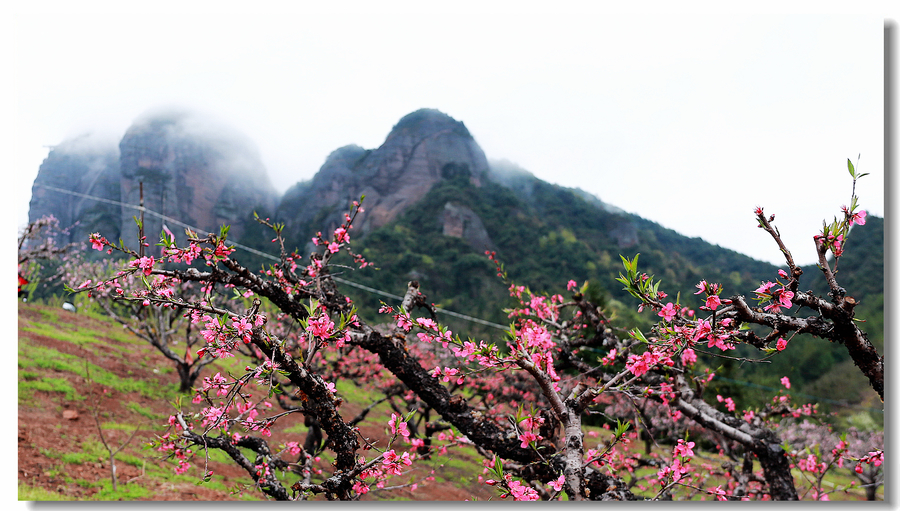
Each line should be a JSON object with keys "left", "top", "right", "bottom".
{"left": 29, "top": 109, "right": 280, "bottom": 256}
{"left": 28, "top": 133, "right": 122, "bottom": 245}
{"left": 118, "top": 109, "right": 279, "bottom": 249}
{"left": 276, "top": 109, "right": 491, "bottom": 248}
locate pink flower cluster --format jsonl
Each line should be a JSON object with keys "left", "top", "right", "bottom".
{"left": 381, "top": 449, "right": 412, "bottom": 476}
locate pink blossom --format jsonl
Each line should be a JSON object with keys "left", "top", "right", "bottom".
{"left": 566, "top": 280, "right": 577, "bottom": 291}
{"left": 693, "top": 319, "right": 712, "bottom": 342}
{"left": 130, "top": 256, "right": 155, "bottom": 276}
{"left": 506, "top": 479, "right": 540, "bottom": 501}
{"left": 754, "top": 281, "right": 776, "bottom": 296}
{"left": 521, "top": 325, "right": 553, "bottom": 351}
{"left": 780, "top": 376, "right": 791, "bottom": 389}
{"left": 724, "top": 397, "right": 736, "bottom": 412}
{"left": 708, "top": 486, "right": 727, "bottom": 501}
{"left": 548, "top": 475, "right": 565, "bottom": 492}
{"left": 680, "top": 348, "right": 697, "bottom": 366}
{"left": 381, "top": 449, "right": 412, "bottom": 476}
{"left": 232, "top": 317, "right": 253, "bottom": 342}
{"left": 286, "top": 441, "right": 302, "bottom": 456}
{"left": 519, "top": 430, "right": 539, "bottom": 448}
{"left": 394, "top": 314, "right": 412, "bottom": 332}
{"left": 776, "top": 338, "right": 787, "bottom": 351}
{"left": 626, "top": 351, "right": 658, "bottom": 377}
{"left": 415, "top": 317, "right": 438, "bottom": 330}
{"left": 850, "top": 209, "right": 867, "bottom": 226}
{"left": 707, "top": 333, "right": 733, "bottom": 351}
{"left": 600, "top": 348, "right": 617, "bottom": 366}
{"left": 658, "top": 302, "right": 677, "bottom": 322}
{"left": 90, "top": 234, "right": 104, "bottom": 251}
{"left": 673, "top": 439, "right": 695, "bottom": 459}
{"left": 307, "top": 313, "right": 335, "bottom": 339}
{"left": 694, "top": 280, "right": 708, "bottom": 295}
{"left": 452, "top": 341, "right": 478, "bottom": 360}
{"left": 705, "top": 295, "right": 721, "bottom": 310}
{"left": 175, "top": 460, "right": 190, "bottom": 474}
{"left": 389, "top": 413, "right": 410, "bottom": 438}
{"left": 775, "top": 287, "right": 794, "bottom": 308}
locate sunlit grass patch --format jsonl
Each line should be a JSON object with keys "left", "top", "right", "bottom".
{"left": 19, "top": 376, "right": 83, "bottom": 404}
{"left": 18, "top": 342, "right": 177, "bottom": 399}
{"left": 18, "top": 482, "right": 73, "bottom": 501}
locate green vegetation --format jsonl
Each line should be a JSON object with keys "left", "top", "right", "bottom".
{"left": 328, "top": 176, "right": 779, "bottom": 343}
{"left": 316, "top": 174, "right": 882, "bottom": 418}
{"left": 19, "top": 376, "right": 83, "bottom": 404}
{"left": 18, "top": 342, "right": 175, "bottom": 399}
{"left": 19, "top": 166, "right": 882, "bottom": 500}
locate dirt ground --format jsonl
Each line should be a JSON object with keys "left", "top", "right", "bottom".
{"left": 18, "top": 303, "right": 495, "bottom": 501}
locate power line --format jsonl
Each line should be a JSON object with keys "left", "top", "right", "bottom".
{"left": 32, "top": 183, "right": 509, "bottom": 330}
{"left": 32, "top": 184, "right": 880, "bottom": 409}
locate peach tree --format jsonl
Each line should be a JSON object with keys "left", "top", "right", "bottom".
{"left": 72, "top": 163, "right": 883, "bottom": 501}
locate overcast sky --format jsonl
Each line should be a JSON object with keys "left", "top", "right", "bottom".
{"left": 6, "top": 1, "right": 895, "bottom": 268}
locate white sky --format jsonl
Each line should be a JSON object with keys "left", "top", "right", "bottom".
{"left": 5, "top": 1, "right": 896, "bottom": 270}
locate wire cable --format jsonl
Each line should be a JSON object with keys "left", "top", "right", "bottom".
{"left": 33, "top": 183, "right": 510, "bottom": 330}
{"left": 32, "top": 183, "right": 882, "bottom": 410}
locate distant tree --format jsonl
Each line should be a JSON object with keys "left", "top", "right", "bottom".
{"left": 18, "top": 215, "right": 78, "bottom": 300}
{"left": 65, "top": 257, "right": 218, "bottom": 393}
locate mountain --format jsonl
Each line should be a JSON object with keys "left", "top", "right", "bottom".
{"left": 24, "top": 107, "right": 809, "bottom": 317}
{"left": 29, "top": 109, "right": 280, "bottom": 250}
{"left": 28, "top": 133, "right": 122, "bottom": 245}
{"left": 275, "top": 109, "right": 491, "bottom": 249}
{"left": 25, "top": 107, "right": 884, "bottom": 423}
{"left": 333, "top": 155, "right": 781, "bottom": 335}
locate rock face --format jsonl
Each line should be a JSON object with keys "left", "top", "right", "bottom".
{"left": 28, "top": 133, "right": 122, "bottom": 245}
{"left": 30, "top": 108, "right": 502, "bottom": 255}
{"left": 28, "top": 110, "right": 279, "bottom": 253}
{"left": 118, "top": 110, "right": 278, "bottom": 249}
{"left": 439, "top": 202, "right": 494, "bottom": 253}
{"left": 277, "top": 109, "right": 490, "bottom": 244}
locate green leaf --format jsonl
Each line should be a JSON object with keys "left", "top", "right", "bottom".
{"left": 848, "top": 158, "right": 855, "bottom": 178}
{"left": 629, "top": 329, "right": 648, "bottom": 343}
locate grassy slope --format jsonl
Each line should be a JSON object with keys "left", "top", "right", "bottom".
{"left": 16, "top": 301, "right": 494, "bottom": 501}
{"left": 17, "top": 301, "right": 880, "bottom": 501}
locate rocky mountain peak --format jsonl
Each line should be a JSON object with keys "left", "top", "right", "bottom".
{"left": 28, "top": 132, "right": 122, "bottom": 245}
{"left": 118, "top": 109, "right": 278, "bottom": 247}
{"left": 28, "top": 109, "right": 279, "bottom": 253}
{"left": 385, "top": 108, "right": 473, "bottom": 143}
{"left": 276, "top": 109, "right": 490, "bottom": 246}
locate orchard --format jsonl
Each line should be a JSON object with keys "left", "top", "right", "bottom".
{"left": 52, "top": 162, "right": 883, "bottom": 501}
